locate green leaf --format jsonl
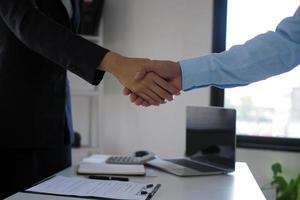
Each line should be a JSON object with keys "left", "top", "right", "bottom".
{"left": 272, "top": 176, "right": 288, "bottom": 194}
{"left": 270, "top": 163, "right": 300, "bottom": 200}
{"left": 293, "top": 175, "right": 300, "bottom": 200}
{"left": 277, "top": 180, "right": 297, "bottom": 200}
{"left": 272, "top": 163, "right": 282, "bottom": 177}
{"left": 287, "top": 179, "right": 298, "bottom": 200}
{"left": 296, "top": 174, "right": 300, "bottom": 192}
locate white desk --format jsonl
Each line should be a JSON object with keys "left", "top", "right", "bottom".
{"left": 5, "top": 162, "right": 265, "bottom": 200}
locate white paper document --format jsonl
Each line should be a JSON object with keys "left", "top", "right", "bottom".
{"left": 26, "top": 176, "right": 160, "bottom": 200}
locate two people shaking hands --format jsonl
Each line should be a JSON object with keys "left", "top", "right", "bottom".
{"left": 98, "top": 52, "right": 181, "bottom": 107}
{"left": 0, "top": 0, "right": 299, "bottom": 198}
{"left": 116, "top": 5, "right": 300, "bottom": 107}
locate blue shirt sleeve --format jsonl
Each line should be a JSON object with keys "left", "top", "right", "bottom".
{"left": 179, "top": 6, "right": 300, "bottom": 91}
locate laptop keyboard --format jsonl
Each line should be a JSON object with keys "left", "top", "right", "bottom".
{"left": 166, "top": 159, "right": 222, "bottom": 172}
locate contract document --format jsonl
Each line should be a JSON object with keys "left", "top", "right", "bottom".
{"left": 25, "top": 176, "right": 160, "bottom": 200}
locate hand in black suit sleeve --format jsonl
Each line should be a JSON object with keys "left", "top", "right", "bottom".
{"left": 0, "top": 0, "right": 108, "bottom": 85}
{"left": 0, "top": 0, "right": 181, "bottom": 106}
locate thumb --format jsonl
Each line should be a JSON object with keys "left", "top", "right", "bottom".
{"left": 134, "top": 68, "right": 147, "bottom": 80}
{"left": 134, "top": 63, "right": 156, "bottom": 80}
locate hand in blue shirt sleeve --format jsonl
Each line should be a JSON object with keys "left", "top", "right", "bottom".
{"left": 179, "top": 6, "right": 300, "bottom": 91}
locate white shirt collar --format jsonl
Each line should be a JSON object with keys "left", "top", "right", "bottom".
{"left": 61, "top": 0, "right": 73, "bottom": 19}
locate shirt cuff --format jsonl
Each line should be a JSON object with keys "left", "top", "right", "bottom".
{"left": 179, "top": 56, "right": 212, "bottom": 91}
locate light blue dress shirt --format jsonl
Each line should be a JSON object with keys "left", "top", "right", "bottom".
{"left": 180, "top": 6, "right": 300, "bottom": 91}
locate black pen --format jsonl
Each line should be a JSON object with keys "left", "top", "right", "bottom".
{"left": 88, "top": 175, "right": 129, "bottom": 182}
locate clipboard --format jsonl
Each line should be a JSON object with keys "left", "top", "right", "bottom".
{"left": 23, "top": 175, "right": 161, "bottom": 200}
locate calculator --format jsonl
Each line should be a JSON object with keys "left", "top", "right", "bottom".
{"left": 106, "top": 151, "right": 155, "bottom": 165}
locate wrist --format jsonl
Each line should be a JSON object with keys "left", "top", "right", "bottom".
{"left": 98, "top": 52, "right": 125, "bottom": 76}
{"left": 176, "top": 62, "right": 183, "bottom": 90}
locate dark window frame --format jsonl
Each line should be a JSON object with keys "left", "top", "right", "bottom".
{"left": 211, "top": 0, "right": 300, "bottom": 152}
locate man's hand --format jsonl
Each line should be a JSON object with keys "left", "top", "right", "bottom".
{"left": 98, "top": 52, "right": 180, "bottom": 106}
{"left": 123, "top": 60, "right": 182, "bottom": 106}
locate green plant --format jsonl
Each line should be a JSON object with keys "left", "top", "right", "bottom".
{"left": 270, "top": 163, "right": 300, "bottom": 200}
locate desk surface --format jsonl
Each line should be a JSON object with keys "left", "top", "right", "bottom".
{"left": 6, "top": 162, "right": 265, "bottom": 200}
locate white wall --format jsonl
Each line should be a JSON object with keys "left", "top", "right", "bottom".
{"left": 98, "top": 0, "right": 213, "bottom": 156}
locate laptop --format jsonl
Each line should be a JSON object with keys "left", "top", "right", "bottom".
{"left": 147, "top": 106, "right": 236, "bottom": 176}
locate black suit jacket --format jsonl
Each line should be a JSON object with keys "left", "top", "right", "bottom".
{"left": 0, "top": 0, "right": 109, "bottom": 148}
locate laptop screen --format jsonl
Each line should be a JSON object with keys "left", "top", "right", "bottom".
{"left": 185, "top": 106, "right": 236, "bottom": 170}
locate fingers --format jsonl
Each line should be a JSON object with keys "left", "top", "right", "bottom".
{"left": 130, "top": 95, "right": 151, "bottom": 107}
{"left": 128, "top": 73, "right": 176, "bottom": 106}
{"left": 129, "top": 93, "right": 138, "bottom": 103}
{"left": 137, "top": 92, "right": 160, "bottom": 106}
{"left": 146, "top": 72, "right": 180, "bottom": 101}
{"left": 153, "top": 74, "right": 180, "bottom": 96}
{"left": 130, "top": 77, "right": 166, "bottom": 105}
{"left": 142, "top": 101, "right": 151, "bottom": 107}
{"left": 134, "top": 97, "right": 145, "bottom": 106}
{"left": 149, "top": 81, "right": 173, "bottom": 102}
{"left": 119, "top": 58, "right": 181, "bottom": 106}
{"left": 123, "top": 87, "right": 153, "bottom": 106}
{"left": 123, "top": 87, "right": 131, "bottom": 96}
{"left": 144, "top": 88, "right": 164, "bottom": 105}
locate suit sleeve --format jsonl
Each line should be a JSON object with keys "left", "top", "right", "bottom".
{"left": 0, "top": 0, "right": 109, "bottom": 85}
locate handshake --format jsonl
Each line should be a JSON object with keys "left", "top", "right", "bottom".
{"left": 99, "top": 52, "right": 182, "bottom": 107}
